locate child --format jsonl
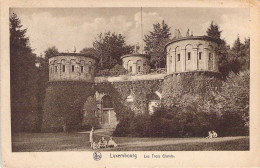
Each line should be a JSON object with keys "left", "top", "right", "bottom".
{"left": 107, "top": 137, "right": 118, "bottom": 148}
{"left": 92, "top": 142, "right": 98, "bottom": 150}
{"left": 98, "top": 137, "right": 107, "bottom": 148}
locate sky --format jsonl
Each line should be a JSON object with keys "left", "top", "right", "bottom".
{"left": 10, "top": 8, "right": 250, "bottom": 56}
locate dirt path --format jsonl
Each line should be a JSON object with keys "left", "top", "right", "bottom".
{"left": 117, "top": 136, "right": 247, "bottom": 148}
{"left": 79, "top": 129, "right": 247, "bottom": 148}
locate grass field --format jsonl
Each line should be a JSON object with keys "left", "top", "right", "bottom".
{"left": 12, "top": 131, "right": 249, "bottom": 152}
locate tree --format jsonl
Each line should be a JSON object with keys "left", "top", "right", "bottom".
{"left": 93, "top": 32, "right": 134, "bottom": 70}
{"left": 41, "top": 46, "right": 59, "bottom": 81}
{"left": 10, "top": 13, "right": 38, "bottom": 132}
{"left": 44, "top": 46, "right": 59, "bottom": 59}
{"left": 96, "top": 64, "right": 128, "bottom": 76}
{"left": 229, "top": 37, "right": 250, "bottom": 73}
{"left": 206, "top": 21, "right": 230, "bottom": 77}
{"left": 243, "top": 38, "right": 250, "bottom": 71}
{"left": 80, "top": 47, "right": 97, "bottom": 58}
{"left": 213, "top": 70, "right": 249, "bottom": 135}
{"left": 144, "top": 20, "right": 172, "bottom": 69}
{"left": 206, "top": 21, "right": 222, "bottom": 39}
{"left": 31, "top": 46, "right": 59, "bottom": 130}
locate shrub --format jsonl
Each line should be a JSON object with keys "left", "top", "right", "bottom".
{"left": 96, "top": 64, "right": 128, "bottom": 77}
{"left": 150, "top": 105, "right": 217, "bottom": 137}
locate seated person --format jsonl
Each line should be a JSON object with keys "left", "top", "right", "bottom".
{"left": 206, "top": 131, "right": 213, "bottom": 139}
{"left": 212, "top": 130, "right": 218, "bottom": 138}
{"left": 92, "top": 142, "right": 98, "bottom": 150}
{"left": 107, "top": 137, "right": 118, "bottom": 148}
{"left": 98, "top": 137, "right": 107, "bottom": 148}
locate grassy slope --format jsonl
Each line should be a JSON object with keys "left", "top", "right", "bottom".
{"left": 12, "top": 132, "right": 249, "bottom": 152}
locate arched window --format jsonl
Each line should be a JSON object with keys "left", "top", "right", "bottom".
{"left": 102, "top": 95, "right": 113, "bottom": 109}
{"left": 147, "top": 92, "right": 161, "bottom": 101}
{"left": 198, "top": 45, "right": 204, "bottom": 60}
{"left": 175, "top": 46, "right": 181, "bottom": 72}
{"left": 185, "top": 45, "right": 192, "bottom": 61}
{"left": 126, "top": 94, "right": 134, "bottom": 102}
{"left": 88, "top": 61, "right": 92, "bottom": 73}
{"left": 80, "top": 60, "right": 85, "bottom": 73}
{"left": 127, "top": 60, "right": 133, "bottom": 73}
{"left": 208, "top": 45, "right": 213, "bottom": 60}
{"left": 136, "top": 60, "right": 142, "bottom": 73}
{"left": 185, "top": 44, "right": 193, "bottom": 71}
{"left": 208, "top": 45, "right": 214, "bottom": 70}
{"left": 197, "top": 44, "right": 204, "bottom": 70}
{"left": 147, "top": 92, "right": 161, "bottom": 114}
{"left": 70, "top": 59, "right": 76, "bottom": 72}
{"left": 53, "top": 60, "right": 58, "bottom": 73}
{"left": 61, "top": 59, "right": 66, "bottom": 72}
{"left": 175, "top": 46, "right": 181, "bottom": 61}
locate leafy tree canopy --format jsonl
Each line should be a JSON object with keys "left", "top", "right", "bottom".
{"left": 92, "top": 32, "right": 134, "bottom": 70}
{"left": 144, "top": 20, "right": 172, "bottom": 69}
{"left": 206, "top": 21, "right": 250, "bottom": 76}
{"left": 80, "top": 47, "right": 97, "bottom": 58}
{"left": 228, "top": 37, "right": 250, "bottom": 73}
{"left": 44, "top": 46, "right": 59, "bottom": 59}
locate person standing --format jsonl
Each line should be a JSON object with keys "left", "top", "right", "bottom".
{"left": 89, "top": 127, "right": 94, "bottom": 149}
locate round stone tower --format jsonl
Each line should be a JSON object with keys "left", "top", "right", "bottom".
{"left": 49, "top": 53, "right": 96, "bottom": 82}
{"left": 42, "top": 53, "right": 98, "bottom": 132}
{"left": 121, "top": 54, "right": 150, "bottom": 74}
{"left": 165, "top": 36, "right": 219, "bottom": 74}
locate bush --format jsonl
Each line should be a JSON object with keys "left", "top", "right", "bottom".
{"left": 113, "top": 105, "right": 219, "bottom": 138}
{"left": 149, "top": 105, "right": 217, "bottom": 137}
{"left": 96, "top": 64, "right": 127, "bottom": 77}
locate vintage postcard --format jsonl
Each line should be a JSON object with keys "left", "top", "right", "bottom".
{"left": 1, "top": 0, "right": 260, "bottom": 167}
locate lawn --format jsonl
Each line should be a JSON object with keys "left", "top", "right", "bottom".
{"left": 11, "top": 132, "right": 249, "bottom": 152}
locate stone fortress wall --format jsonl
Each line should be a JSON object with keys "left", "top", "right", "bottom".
{"left": 42, "top": 36, "right": 220, "bottom": 131}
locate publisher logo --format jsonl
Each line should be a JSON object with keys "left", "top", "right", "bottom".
{"left": 93, "top": 151, "right": 102, "bottom": 161}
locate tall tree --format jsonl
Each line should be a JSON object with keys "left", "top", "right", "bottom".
{"left": 206, "top": 21, "right": 222, "bottom": 39}
{"left": 32, "top": 46, "right": 60, "bottom": 130}
{"left": 229, "top": 37, "right": 250, "bottom": 73}
{"left": 93, "top": 32, "right": 134, "bottom": 70}
{"left": 242, "top": 38, "right": 250, "bottom": 71}
{"left": 10, "top": 13, "right": 38, "bottom": 131}
{"left": 144, "top": 20, "right": 172, "bottom": 69}
{"left": 206, "top": 21, "right": 230, "bottom": 77}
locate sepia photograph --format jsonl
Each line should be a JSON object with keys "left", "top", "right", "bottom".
{"left": 9, "top": 6, "right": 251, "bottom": 152}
